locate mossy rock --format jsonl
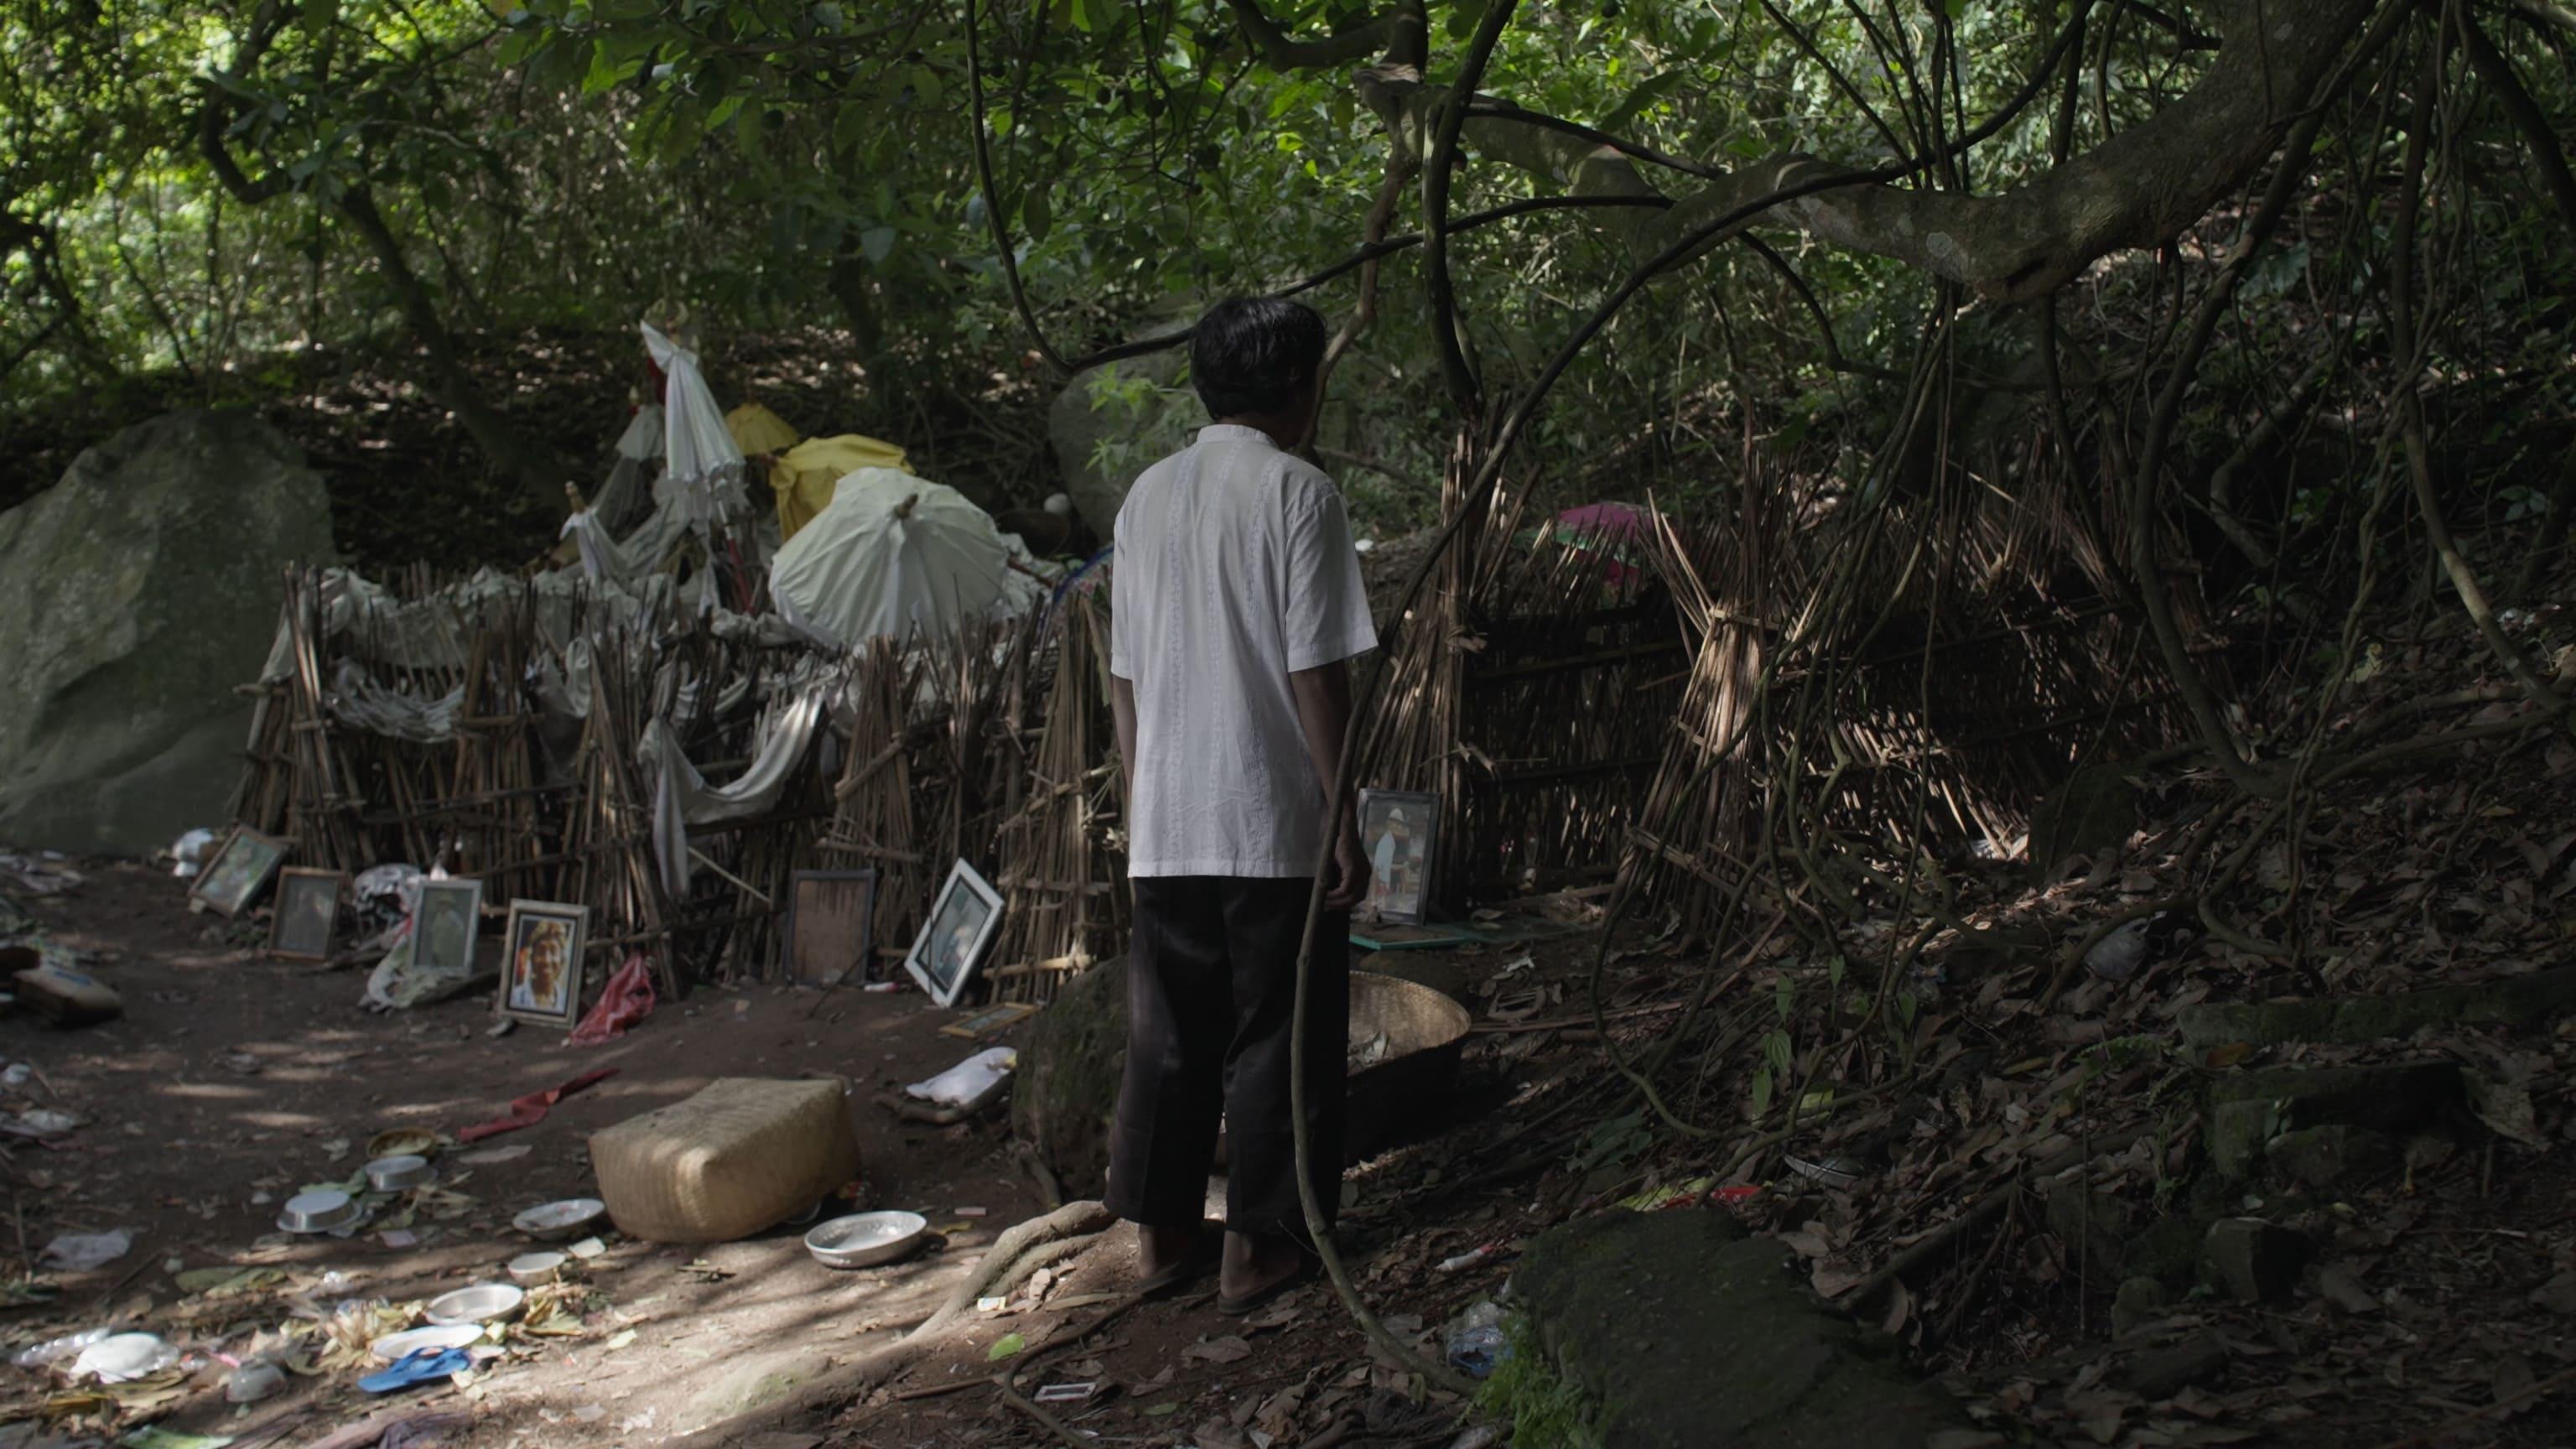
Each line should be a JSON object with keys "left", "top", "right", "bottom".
{"left": 1011, "top": 954, "right": 1130, "bottom": 1201}
{"left": 2178, "top": 968, "right": 2576, "bottom": 1051}
{"left": 1511, "top": 1210, "right": 1961, "bottom": 1448}
{"left": 2204, "top": 1060, "right": 2461, "bottom": 1181}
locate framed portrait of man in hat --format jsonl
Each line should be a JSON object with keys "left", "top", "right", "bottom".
{"left": 1358, "top": 789, "right": 1438, "bottom": 925}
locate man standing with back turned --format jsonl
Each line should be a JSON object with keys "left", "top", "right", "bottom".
{"left": 1107, "top": 297, "right": 1377, "bottom": 1314}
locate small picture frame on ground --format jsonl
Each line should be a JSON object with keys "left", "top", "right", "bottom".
{"left": 905, "top": 860, "right": 1005, "bottom": 1008}
{"left": 786, "top": 870, "right": 876, "bottom": 986}
{"left": 1359, "top": 788, "right": 1440, "bottom": 926}
{"left": 269, "top": 868, "right": 344, "bottom": 961}
{"left": 498, "top": 901, "right": 589, "bottom": 1029}
{"left": 190, "top": 827, "right": 290, "bottom": 918}
{"left": 411, "top": 878, "right": 485, "bottom": 978}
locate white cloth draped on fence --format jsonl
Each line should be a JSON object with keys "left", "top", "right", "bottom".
{"left": 639, "top": 681, "right": 832, "bottom": 897}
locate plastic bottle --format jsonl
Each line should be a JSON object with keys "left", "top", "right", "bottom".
{"left": 1444, "top": 1301, "right": 1510, "bottom": 1379}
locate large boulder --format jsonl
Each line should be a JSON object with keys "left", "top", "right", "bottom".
{"left": 0, "top": 410, "right": 337, "bottom": 854}
{"left": 1046, "top": 348, "right": 1197, "bottom": 539}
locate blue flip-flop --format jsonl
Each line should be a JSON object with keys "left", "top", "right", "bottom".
{"left": 359, "top": 1347, "right": 471, "bottom": 1394}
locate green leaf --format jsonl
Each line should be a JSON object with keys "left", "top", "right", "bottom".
{"left": 1750, "top": 1068, "right": 1774, "bottom": 1117}
{"left": 987, "top": 1332, "right": 1025, "bottom": 1362}
{"left": 1021, "top": 181, "right": 1051, "bottom": 243}
{"left": 860, "top": 226, "right": 896, "bottom": 264}
{"left": 1598, "top": 69, "right": 1688, "bottom": 135}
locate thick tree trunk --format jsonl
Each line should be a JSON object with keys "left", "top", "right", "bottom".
{"left": 336, "top": 186, "right": 558, "bottom": 509}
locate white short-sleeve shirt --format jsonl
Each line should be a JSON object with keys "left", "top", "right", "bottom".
{"left": 1110, "top": 424, "right": 1378, "bottom": 878}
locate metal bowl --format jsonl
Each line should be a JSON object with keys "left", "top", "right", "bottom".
{"left": 278, "top": 1189, "right": 362, "bottom": 1234}
{"left": 1346, "top": 973, "right": 1474, "bottom": 1160}
{"left": 805, "top": 1211, "right": 929, "bottom": 1270}
{"left": 505, "top": 1250, "right": 566, "bottom": 1286}
{"left": 424, "top": 1282, "right": 525, "bottom": 1326}
{"left": 365, "top": 1154, "right": 435, "bottom": 1192}
{"left": 512, "top": 1198, "right": 607, "bottom": 1242}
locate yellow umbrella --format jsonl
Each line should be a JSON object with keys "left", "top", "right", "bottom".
{"left": 770, "top": 434, "right": 911, "bottom": 540}
{"left": 724, "top": 402, "right": 802, "bottom": 458}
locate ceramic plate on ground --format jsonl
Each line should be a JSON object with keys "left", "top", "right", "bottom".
{"left": 424, "top": 1282, "right": 525, "bottom": 1326}
{"left": 278, "top": 1189, "right": 362, "bottom": 1234}
{"left": 506, "top": 1250, "right": 566, "bottom": 1285}
{"left": 512, "top": 1198, "right": 607, "bottom": 1241}
{"left": 370, "top": 1324, "right": 483, "bottom": 1363}
{"left": 805, "top": 1211, "right": 930, "bottom": 1270}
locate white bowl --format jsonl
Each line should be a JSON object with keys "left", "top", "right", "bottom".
{"left": 370, "top": 1324, "right": 483, "bottom": 1363}
{"left": 506, "top": 1250, "right": 566, "bottom": 1285}
{"left": 804, "top": 1211, "right": 929, "bottom": 1270}
{"left": 423, "top": 1282, "right": 524, "bottom": 1326}
{"left": 512, "top": 1198, "right": 606, "bottom": 1242}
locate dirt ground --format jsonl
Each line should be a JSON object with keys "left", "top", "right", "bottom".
{"left": 0, "top": 860, "right": 1572, "bottom": 1449}
{"left": 0, "top": 860, "right": 1062, "bottom": 1445}
{"left": 12, "top": 850, "right": 2571, "bottom": 1449}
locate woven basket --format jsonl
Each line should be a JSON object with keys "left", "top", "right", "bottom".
{"left": 587, "top": 1078, "right": 860, "bottom": 1243}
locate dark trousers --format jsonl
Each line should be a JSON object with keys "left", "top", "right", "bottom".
{"left": 1104, "top": 876, "right": 1348, "bottom": 1239}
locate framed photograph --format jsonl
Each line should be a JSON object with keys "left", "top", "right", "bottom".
{"left": 1358, "top": 789, "right": 1440, "bottom": 926}
{"left": 497, "top": 901, "right": 589, "bottom": 1029}
{"left": 190, "top": 827, "right": 289, "bottom": 918}
{"left": 411, "top": 878, "right": 486, "bottom": 978}
{"left": 904, "top": 860, "right": 1005, "bottom": 1008}
{"left": 269, "top": 868, "right": 344, "bottom": 961}
{"left": 785, "top": 870, "right": 876, "bottom": 986}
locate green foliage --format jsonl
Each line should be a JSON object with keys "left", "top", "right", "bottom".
{"left": 6, "top": 0, "right": 2573, "bottom": 548}
{"left": 1568, "top": 1108, "right": 1652, "bottom": 1176}
{"left": 1476, "top": 1313, "right": 1605, "bottom": 1449}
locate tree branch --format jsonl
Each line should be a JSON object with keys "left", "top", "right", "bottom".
{"left": 963, "top": 0, "right": 1068, "bottom": 374}
{"left": 1223, "top": 0, "right": 1422, "bottom": 70}
{"left": 1423, "top": 0, "right": 1518, "bottom": 413}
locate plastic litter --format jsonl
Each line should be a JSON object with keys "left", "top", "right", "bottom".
{"left": 41, "top": 1228, "right": 132, "bottom": 1272}
{"left": 1, "top": 1064, "right": 29, "bottom": 1088}
{"left": 1034, "top": 1381, "right": 1097, "bottom": 1404}
{"left": 1443, "top": 1301, "right": 1509, "bottom": 1379}
{"left": 71, "top": 1332, "right": 178, "bottom": 1383}
{"left": 226, "top": 1359, "right": 287, "bottom": 1404}
{"left": 358, "top": 1347, "right": 471, "bottom": 1394}
{"left": 1436, "top": 1243, "right": 1504, "bottom": 1274}
{"left": 14, "top": 1326, "right": 113, "bottom": 1368}
{"left": 1784, "top": 1154, "right": 1871, "bottom": 1189}
{"left": 2084, "top": 917, "right": 2155, "bottom": 982}
{"left": 169, "top": 828, "right": 218, "bottom": 879}
{"left": 904, "top": 1046, "right": 1015, "bottom": 1111}
{"left": 0, "top": 854, "right": 80, "bottom": 896}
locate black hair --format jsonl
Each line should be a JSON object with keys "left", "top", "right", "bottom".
{"left": 1190, "top": 296, "right": 1327, "bottom": 419}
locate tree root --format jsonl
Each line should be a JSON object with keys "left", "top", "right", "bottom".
{"left": 664, "top": 1199, "right": 1113, "bottom": 1449}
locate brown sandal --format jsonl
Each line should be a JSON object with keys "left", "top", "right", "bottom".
{"left": 1217, "top": 1253, "right": 1319, "bottom": 1317}
{"left": 1135, "top": 1223, "right": 1220, "bottom": 1299}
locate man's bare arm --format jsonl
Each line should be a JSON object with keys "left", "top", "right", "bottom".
{"left": 1110, "top": 673, "right": 1138, "bottom": 808}
{"left": 1288, "top": 660, "right": 1368, "bottom": 909}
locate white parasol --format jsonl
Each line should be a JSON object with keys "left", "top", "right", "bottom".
{"left": 767, "top": 468, "right": 1039, "bottom": 647}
